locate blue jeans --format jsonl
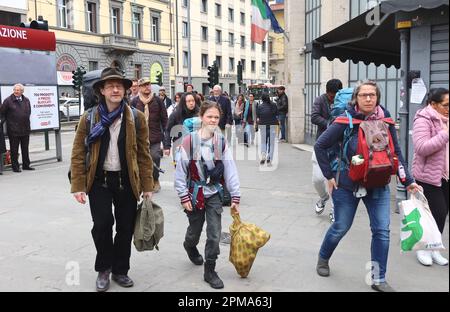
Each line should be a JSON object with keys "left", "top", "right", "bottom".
{"left": 278, "top": 113, "right": 287, "bottom": 140}
{"left": 259, "top": 125, "right": 276, "bottom": 161}
{"left": 319, "top": 186, "right": 391, "bottom": 283}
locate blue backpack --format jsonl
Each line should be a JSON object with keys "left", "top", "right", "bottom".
{"left": 330, "top": 88, "right": 354, "bottom": 122}
{"left": 182, "top": 117, "right": 202, "bottom": 133}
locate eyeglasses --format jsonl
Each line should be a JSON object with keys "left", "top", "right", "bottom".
{"left": 103, "top": 84, "right": 125, "bottom": 91}
{"left": 357, "top": 93, "right": 377, "bottom": 99}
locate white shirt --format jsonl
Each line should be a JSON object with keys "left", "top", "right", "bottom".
{"left": 103, "top": 114, "right": 122, "bottom": 171}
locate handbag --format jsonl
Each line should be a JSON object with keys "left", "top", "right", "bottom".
{"left": 399, "top": 191, "right": 444, "bottom": 252}
{"left": 133, "top": 198, "right": 164, "bottom": 251}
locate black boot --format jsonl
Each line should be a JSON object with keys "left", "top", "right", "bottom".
{"left": 204, "top": 261, "right": 224, "bottom": 289}
{"left": 183, "top": 242, "right": 204, "bottom": 265}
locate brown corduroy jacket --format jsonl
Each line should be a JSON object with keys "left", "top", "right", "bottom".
{"left": 70, "top": 105, "right": 154, "bottom": 198}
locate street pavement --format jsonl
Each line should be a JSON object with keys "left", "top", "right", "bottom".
{"left": 0, "top": 126, "right": 448, "bottom": 292}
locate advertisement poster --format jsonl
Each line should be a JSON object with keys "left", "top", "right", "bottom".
{"left": 1, "top": 85, "right": 59, "bottom": 131}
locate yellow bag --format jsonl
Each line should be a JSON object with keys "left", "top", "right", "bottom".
{"left": 229, "top": 212, "right": 270, "bottom": 278}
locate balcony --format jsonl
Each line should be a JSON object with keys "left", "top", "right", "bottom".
{"left": 103, "top": 34, "right": 138, "bottom": 55}
{"left": 270, "top": 53, "right": 284, "bottom": 61}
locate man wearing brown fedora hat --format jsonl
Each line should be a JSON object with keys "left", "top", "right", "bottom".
{"left": 70, "top": 67, "right": 154, "bottom": 292}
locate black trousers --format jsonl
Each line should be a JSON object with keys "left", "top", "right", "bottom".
{"left": 184, "top": 194, "right": 223, "bottom": 262}
{"left": 88, "top": 172, "right": 137, "bottom": 275}
{"left": 9, "top": 135, "right": 30, "bottom": 170}
{"left": 150, "top": 143, "right": 162, "bottom": 182}
{"left": 417, "top": 179, "right": 449, "bottom": 234}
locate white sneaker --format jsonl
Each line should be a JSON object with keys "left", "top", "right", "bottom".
{"left": 416, "top": 250, "right": 433, "bottom": 266}
{"left": 315, "top": 195, "right": 329, "bottom": 215}
{"left": 431, "top": 250, "right": 449, "bottom": 266}
{"left": 329, "top": 208, "right": 335, "bottom": 223}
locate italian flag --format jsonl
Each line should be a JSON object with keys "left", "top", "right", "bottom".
{"left": 251, "top": 0, "right": 271, "bottom": 44}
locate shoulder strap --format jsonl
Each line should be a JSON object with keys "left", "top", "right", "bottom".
{"left": 382, "top": 117, "right": 395, "bottom": 125}
{"left": 334, "top": 116, "right": 363, "bottom": 126}
{"left": 130, "top": 106, "right": 139, "bottom": 130}
{"left": 84, "top": 105, "right": 98, "bottom": 147}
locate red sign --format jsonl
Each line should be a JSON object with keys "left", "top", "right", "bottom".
{"left": 0, "top": 24, "right": 56, "bottom": 51}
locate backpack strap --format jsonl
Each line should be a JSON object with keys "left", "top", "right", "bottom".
{"left": 382, "top": 117, "right": 395, "bottom": 125}
{"left": 334, "top": 116, "right": 363, "bottom": 126}
{"left": 130, "top": 106, "right": 139, "bottom": 130}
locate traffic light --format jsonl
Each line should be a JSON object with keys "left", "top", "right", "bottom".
{"left": 207, "top": 65, "right": 215, "bottom": 89}
{"left": 237, "top": 61, "right": 243, "bottom": 86}
{"left": 72, "top": 67, "right": 86, "bottom": 91}
{"left": 156, "top": 71, "right": 163, "bottom": 86}
{"left": 212, "top": 61, "right": 219, "bottom": 86}
{"left": 20, "top": 17, "right": 49, "bottom": 31}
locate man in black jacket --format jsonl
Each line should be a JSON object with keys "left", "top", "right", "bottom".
{"left": 276, "top": 86, "right": 288, "bottom": 142}
{"left": 0, "top": 84, "right": 34, "bottom": 172}
{"left": 311, "top": 79, "right": 342, "bottom": 140}
{"left": 310, "top": 79, "right": 342, "bottom": 221}
{"left": 159, "top": 86, "right": 173, "bottom": 109}
{"left": 209, "top": 85, "right": 233, "bottom": 141}
{"left": 0, "top": 116, "right": 5, "bottom": 174}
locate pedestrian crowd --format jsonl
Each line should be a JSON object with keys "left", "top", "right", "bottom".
{"left": 1, "top": 68, "right": 447, "bottom": 293}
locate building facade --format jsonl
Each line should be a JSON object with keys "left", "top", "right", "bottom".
{"left": 285, "top": 0, "right": 407, "bottom": 144}
{"left": 1, "top": 0, "right": 173, "bottom": 98}
{"left": 268, "top": 0, "right": 285, "bottom": 85}
{"left": 173, "top": 0, "right": 270, "bottom": 96}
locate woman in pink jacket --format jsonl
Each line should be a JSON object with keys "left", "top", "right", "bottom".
{"left": 412, "top": 88, "right": 449, "bottom": 267}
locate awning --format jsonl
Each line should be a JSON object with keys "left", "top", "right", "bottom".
{"left": 311, "top": 0, "right": 449, "bottom": 68}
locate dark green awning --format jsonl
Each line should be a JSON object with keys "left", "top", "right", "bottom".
{"left": 311, "top": 0, "right": 449, "bottom": 68}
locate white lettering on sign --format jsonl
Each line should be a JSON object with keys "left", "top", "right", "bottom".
{"left": 0, "top": 27, "right": 28, "bottom": 40}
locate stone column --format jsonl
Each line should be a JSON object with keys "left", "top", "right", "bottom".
{"left": 284, "top": 0, "right": 306, "bottom": 144}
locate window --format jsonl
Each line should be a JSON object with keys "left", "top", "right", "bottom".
{"left": 86, "top": 1, "right": 97, "bottom": 32}
{"left": 228, "top": 8, "right": 234, "bottom": 22}
{"left": 348, "top": 0, "right": 400, "bottom": 118}
{"left": 262, "top": 61, "right": 266, "bottom": 74}
{"left": 305, "top": 0, "right": 322, "bottom": 144}
{"left": 229, "top": 33, "right": 234, "bottom": 47}
{"left": 262, "top": 40, "right": 266, "bottom": 53}
{"left": 240, "top": 35, "right": 245, "bottom": 48}
{"left": 151, "top": 12, "right": 161, "bottom": 43}
{"left": 216, "top": 56, "right": 222, "bottom": 70}
{"left": 251, "top": 41, "right": 255, "bottom": 50}
{"left": 183, "top": 51, "right": 189, "bottom": 67}
{"left": 201, "top": 26, "right": 208, "bottom": 41}
{"left": 241, "top": 59, "right": 246, "bottom": 72}
{"left": 182, "top": 21, "right": 188, "bottom": 38}
{"left": 269, "top": 39, "right": 273, "bottom": 54}
{"left": 251, "top": 60, "right": 256, "bottom": 73}
{"left": 182, "top": 0, "right": 188, "bottom": 7}
{"left": 89, "top": 61, "right": 98, "bottom": 71}
{"left": 58, "top": 0, "right": 68, "bottom": 28}
{"left": 215, "top": 3, "right": 221, "bottom": 17}
{"left": 171, "top": 58, "right": 174, "bottom": 67}
{"left": 201, "top": 54, "right": 208, "bottom": 68}
{"left": 134, "top": 64, "right": 142, "bottom": 79}
{"left": 240, "top": 12, "right": 245, "bottom": 25}
{"left": 111, "top": 7, "right": 121, "bottom": 34}
{"left": 201, "top": 0, "right": 208, "bottom": 13}
{"left": 132, "top": 11, "right": 141, "bottom": 39}
{"left": 229, "top": 57, "right": 235, "bottom": 72}
{"left": 216, "top": 29, "right": 222, "bottom": 44}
